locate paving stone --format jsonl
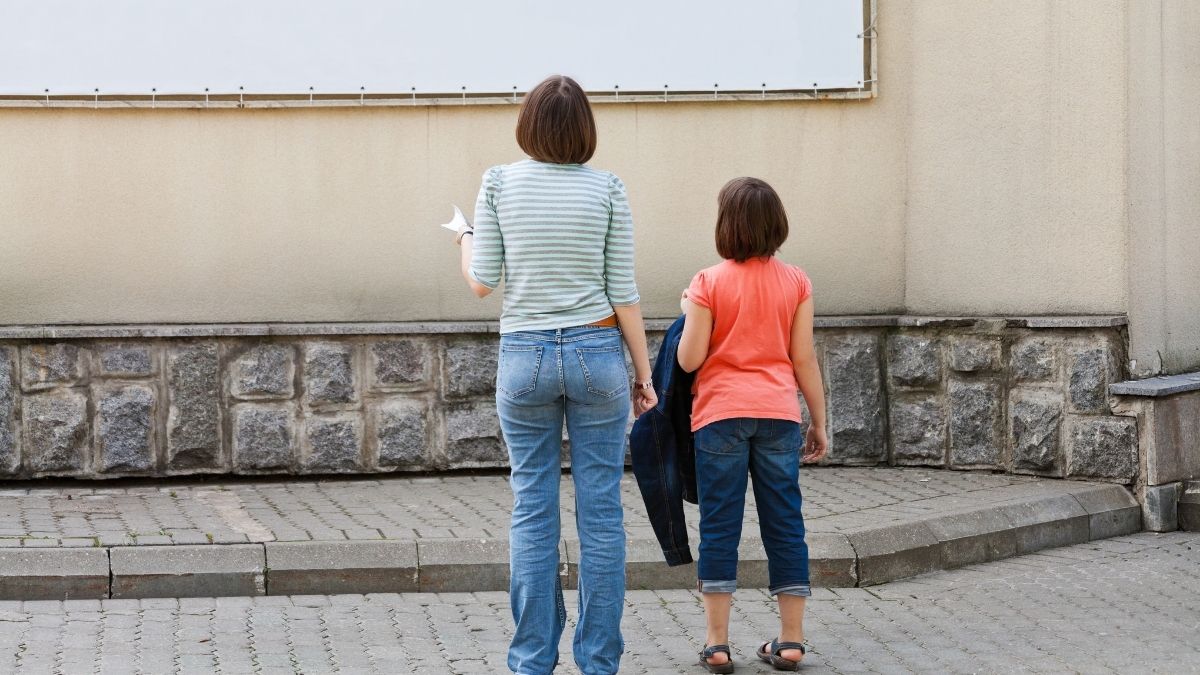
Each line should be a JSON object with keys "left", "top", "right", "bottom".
{"left": 0, "top": 347, "right": 17, "bottom": 475}
{"left": 947, "top": 380, "right": 1002, "bottom": 468}
{"left": 301, "top": 414, "right": 363, "bottom": 473}
{"left": 1065, "top": 416, "right": 1137, "bottom": 481}
{"left": 232, "top": 404, "right": 296, "bottom": 471}
{"left": 1068, "top": 344, "right": 1115, "bottom": 414}
{"left": 824, "top": 335, "right": 886, "bottom": 464}
{"left": 947, "top": 336, "right": 1001, "bottom": 373}
{"left": 95, "top": 344, "right": 155, "bottom": 378}
{"left": 94, "top": 384, "right": 157, "bottom": 474}
{"left": 371, "top": 398, "right": 431, "bottom": 468}
{"left": 229, "top": 344, "right": 295, "bottom": 400}
{"left": 889, "top": 395, "right": 946, "bottom": 465}
{"left": 418, "top": 538, "right": 507, "bottom": 592}
{"left": 443, "top": 402, "right": 505, "bottom": 467}
{"left": 265, "top": 540, "right": 418, "bottom": 595}
{"left": 302, "top": 342, "right": 357, "bottom": 409}
{"left": 887, "top": 334, "right": 942, "bottom": 388}
{"left": 20, "top": 343, "right": 86, "bottom": 392}
{"left": 1009, "top": 390, "right": 1063, "bottom": 475}
{"left": 1011, "top": 336, "right": 1059, "bottom": 382}
{"left": 166, "top": 343, "right": 222, "bottom": 470}
{"left": 442, "top": 338, "right": 498, "bottom": 400}
{"left": 110, "top": 544, "right": 265, "bottom": 598}
{"left": 369, "top": 339, "right": 433, "bottom": 391}
{"left": 0, "top": 549, "right": 109, "bottom": 600}
{"left": 23, "top": 391, "right": 89, "bottom": 474}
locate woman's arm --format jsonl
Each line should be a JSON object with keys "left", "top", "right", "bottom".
{"left": 790, "top": 297, "right": 828, "bottom": 461}
{"left": 613, "top": 304, "right": 657, "bottom": 416}
{"left": 458, "top": 232, "right": 493, "bottom": 298}
{"left": 677, "top": 293, "right": 712, "bottom": 373}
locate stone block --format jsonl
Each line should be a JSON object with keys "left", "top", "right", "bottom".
{"left": 998, "top": 494, "right": 1089, "bottom": 553}
{"left": 232, "top": 404, "right": 296, "bottom": 471}
{"left": 444, "top": 402, "right": 504, "bottom": 467}
{"left": 369, "top": 339, "right": 433, "bottom": 391}
{"left": 948, "top": 380, "right": 1002, "bottom": 467}
{"left": 23, "top": 391, "right": 89, "bottom": 474}
{"left": 1011, "top": 337, "right": 1059, "bottom": 382}
{"left": 418, "top": 539, "right": 507, "bottom": 592}
{"left": 95, "top": 384, "right": 157, "bottom": 474}
{"left": 0, "top": 347, "right": 17, "bottom": 475}
{"left": 824, "top": 335, "right": 886, "bottom": 464}
{"left": 20, "top": 343, "right": 86, "bottom": 391}
{"left": 1179, "top": 483, "right": 1200, "bottom": 532}
{"left": 887, "top": 334, "right": 941, "bottom": 388}
{"left": 890, "top": 395, "right": 946, "bottom": 465}
{"left": 301, "top": 414, "right": 363, "bottom": 473}
{"left": 302, "top": 342, "right": 358, "bottom": 407}
{"left": 265, "top": 540, "right": 418, "bottom": 595}
{"left": 846, "top": 522, "right": 941, "bottom": 586}
{"left": 1068, "top": 344, "right": 1115, "bottom": 414}
{"left": 1065, "top": 416, "right": 1137, "bottom": 481}
{"left": 1145, "top": 393, "right": 1200, "bottom": 486}
{"left": 1069, "top": 484, "right": 1141, "bottom": 540}
{"left": 1142, "top": 482, "right": 1182, "bottom": 532}
{"left": 95, "top": 344, "right": 155, "bottom": 377}
{"left": 0, "top": 549, "right": 110, "bottom": 600}
{"left": 372, "top": 398, "right": 431, "bottom": 468}
{"left": 442, "top": 338, "right": 497, "bottom": 399}
{"left": 1009, "top": 390, "right": 1063, "bottom": 474}
{"left": 948, "top": 337, "right": 1001, "bottom": 373}
{"left": 166, "top": 343, "right": 222, "bottom": 470}
{"left": 110, "top": 544, "right": 266, "bottom": 598}
{"left": 230, "top": 344, "right": 295, "bottom": 400}
{"left": 924, "top": 509, "right": 1016, "bottom": 569}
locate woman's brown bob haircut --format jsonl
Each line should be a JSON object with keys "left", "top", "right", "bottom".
{"left": 715, "top": 177, "right": 790, "bottom": 262}
{"left": 516, "top": 75, "right": 597, "bottom": 164}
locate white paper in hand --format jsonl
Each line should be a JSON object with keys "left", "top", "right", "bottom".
{"left": 439, "top": 205, "right": 470, "bottom": 233}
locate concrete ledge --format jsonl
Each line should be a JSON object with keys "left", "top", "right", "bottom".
{"left": 998, "top": 493, "right": 1091, "bottom": 554}
{"left": 266, "top": 540, "right": 418, "bottom": 596}
{"left": 110, "top": 544, "right": 265, "bottom": 599}
{"left": 846, "top": 522, "right": 942, "bottom": 586}
{"left": 1110, "top": 372, "right": 1200, "bottom": 397}
{"left": 417, "top": 539, "right": 504, "bottom": 592}
{"left": 0, "top": 549, "right": 109, "bottom": 600}
{"left": 923, "top": 508, "right": 1017, "bottom": 569}
{"left": 1068, "top": 484, "right": 1143, "bottom": 539}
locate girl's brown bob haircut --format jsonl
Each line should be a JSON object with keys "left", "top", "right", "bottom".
{"left": 516, "top": 75, "right": 597, "bottom": 164}
{"left": 715, "top": 177, "right": 789, "bottom": 262}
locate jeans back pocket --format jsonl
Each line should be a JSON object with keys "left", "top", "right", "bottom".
{"left": 497, "top": 344, "right": 543, "bottom": 399}
{"left": 575, "top": 345, "right": 628, "bottom": 400}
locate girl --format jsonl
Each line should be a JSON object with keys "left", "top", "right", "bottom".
{"left": 678, "top": 177, "right": 829, "bottom": 673}
{"left": 456, "top": 75, "right": 657, "bottom": 675}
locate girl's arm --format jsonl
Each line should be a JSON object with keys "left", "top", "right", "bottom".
{"left": 677, "top": 293, "right": 713, "bottom": 373}
{"left": 613, "top": 304, "right": 657, "bottom": 416}
{"left": 790, "top": 297, "right": 829, "bottom": 461}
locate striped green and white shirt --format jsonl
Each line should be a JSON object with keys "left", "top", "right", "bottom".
{"left": 469, "top": 159, "right": 640, "bottom": 333}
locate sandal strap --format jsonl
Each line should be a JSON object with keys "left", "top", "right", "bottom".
{"left": 771, "top": 639, "right": 807, "bottom": 656}
{"left": 702, "top": 644, "right": 732, "bottom": 658}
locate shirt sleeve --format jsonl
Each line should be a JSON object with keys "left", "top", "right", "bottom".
{"left": 796, "top": 267, "right": 813, "bottom": 304}
{"left": 603, "top": 173, "right": 641, "bottom": 306}
{"left": 686, "top": 270, "right": 712, "bottom": 309}
{"left": 467, "top": 166, "right": 503, "bottom": 289}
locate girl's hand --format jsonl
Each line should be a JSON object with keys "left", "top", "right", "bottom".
{"left": 802, "top": 425, "right": 828, "bottom": 463}
{"left": 633, "top": 384, "right": 658, "bottom": 417}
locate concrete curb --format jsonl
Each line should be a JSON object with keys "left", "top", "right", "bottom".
{"left": 0, "top": 484, "right": 1141, "bottom": 599}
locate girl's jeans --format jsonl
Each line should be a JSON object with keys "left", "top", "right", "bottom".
{"left": 695, "top": 417, "right": 812, "bottom": 598}
{"left": 496, "top": 327, "right": 630, "bottom": 675}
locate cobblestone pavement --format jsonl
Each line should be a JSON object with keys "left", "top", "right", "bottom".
{"left": 0, "top": 468, "right": 1041, "bottom": 547}
{"left": 0, "top": 531, "right": 1194, "bottom": 674}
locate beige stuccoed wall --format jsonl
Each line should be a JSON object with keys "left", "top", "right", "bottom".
{"left": 3, "top": 0, "right": 1189, "bottom": 361}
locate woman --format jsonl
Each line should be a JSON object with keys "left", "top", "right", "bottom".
{"left": 456, "top": 75, "right": 657, "bottom": 675}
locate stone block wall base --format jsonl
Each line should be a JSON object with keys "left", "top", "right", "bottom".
{"left": 1142, "top": 482, "right": 1183, "bottom": 532}
{"left": 1179, "top": 482, "right": 1200, "bottom": 532}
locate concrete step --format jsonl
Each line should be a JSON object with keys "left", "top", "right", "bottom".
{"left": 0, "top": 468, "right": 1142, "bottom": 600}
{"left": 1179, "top": 481, "right": 1200, "bottom": 532}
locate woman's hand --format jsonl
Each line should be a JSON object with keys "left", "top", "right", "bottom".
{"left": 802, "top": 425, "right": 828, "bottom": 463}
{"left": 633, "top": 383, "right": 658, "bottom": 417}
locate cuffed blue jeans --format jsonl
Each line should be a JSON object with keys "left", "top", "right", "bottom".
{"left": 496, "top": 327, "right": 630, "bottom": 675}
{"left": 694, "top": 417, "right": 812, "bottom": 598}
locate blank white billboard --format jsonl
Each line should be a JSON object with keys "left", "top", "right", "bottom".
{"left": 1, "top": 0, "right": 866, "bottom": 96}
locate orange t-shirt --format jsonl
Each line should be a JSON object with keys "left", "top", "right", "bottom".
{"left": 686, "top": 256, "right": 812, "bottom": 432}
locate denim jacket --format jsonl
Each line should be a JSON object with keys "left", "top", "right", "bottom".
{"left": 630, "top": 315, "right": 698, "bottom": 566}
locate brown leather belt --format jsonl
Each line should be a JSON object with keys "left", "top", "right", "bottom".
{"left": 585, "top": 314, "right": 618, "bottom": 328}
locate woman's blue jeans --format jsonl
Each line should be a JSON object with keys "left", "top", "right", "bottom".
{"left": 496, "top": 327, "right": 630, "bottom": 675}
{"left": 694, "top": 417, "right": 812, "bottom": 597}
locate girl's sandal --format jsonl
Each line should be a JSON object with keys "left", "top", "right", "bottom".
{"left": 698, "top": 644, "right": 735, "bottom": 673}
{"left": 757, "top": 638, "right": 806, "bottom": 671}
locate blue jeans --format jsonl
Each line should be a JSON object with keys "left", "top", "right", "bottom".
{"left": 694, "top": 418, "right": 811, "bottom": 597}
{"left": 496, "top": 326, "right": 630, "bottom": 675}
